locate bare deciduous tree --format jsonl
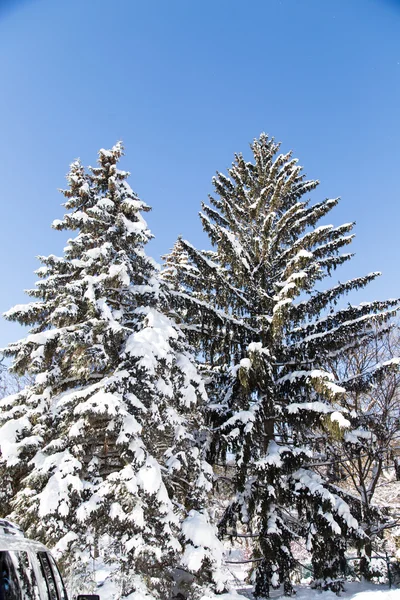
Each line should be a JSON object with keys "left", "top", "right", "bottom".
{"left": 0, "top": 357, "right": 34, "bottom": 398}
{"left": 324, "top": 325, "right": 400, "bottom": 576}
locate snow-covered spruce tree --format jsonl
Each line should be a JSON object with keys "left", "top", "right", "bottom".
{"left": 161, "top": 237, "right": 188, "bottom": 292}
{"left": 163, "top": 134, "right": 399, "bottom": 596}
{"left": 0, "top": 143, "right": 225, "bottom": 599}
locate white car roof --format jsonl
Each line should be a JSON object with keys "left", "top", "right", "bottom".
{"left": 0, "top": 533, "right": 49, "bottom": 553}
{"left": 0, "top": 520, "right": 49, "bottom": 553}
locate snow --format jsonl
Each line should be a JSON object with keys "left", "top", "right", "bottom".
{"left": 176, "top": 351, "right": 207, "bottom": 405}
{"left": 0, "top": 415, "right": 41, "bottom": 466}
{"left": 331, "top": 410, "right": 351, "bottom": 428}
{"left": 182, "top": 510, "right": 224, "bottom": 560}
{"left": 222, "top": 229, "right": 250, "bottom": 271}
{"left": 324, "top": 380, "right": 346, "bottom": 395}
{"left": 3, "top": 302, "right": 43, "bottom": 318}
{"left": 296, "top": 249, "right": 313, "bottom": 259}
{"left": 136, "top": 456, "right": 163, "bottom": 495}
{"left": 345, "top": 428, "right": 376, "bottom": 444}
{"left": 125, "top": 393, "right": 147, "bottom": 412}
{"left": 108, "top": 263, "right": 130, "bottom": 286}
{"left": 180, "top": 582, "right": 400, "bottom": 600}
{"left": 25, "top": 328, "right": 59, "bottom": 345}
{"left": 289, "top": 583, "right": 400, "bottom": 600}
{"left": 293, "top": 312, "right": 383, "bottom": 348}
{"left": 76, "top": 494, "right": 103, "bottom": 523}
{"left": 287, "top": 401, "right": 332, "bottom": 414}
{"left": 32, "top": 449, "right": 83, "bottom": 517}
{"left": 74, "top": 390, "right": 121, "bottom": 417}
{"left": 257, "top": 441, "right": 286, "bottom": 468}
{"left": 109, "top": 502, "right": 126, "bottom": 520}
{"left": 223, "top": 410, "right": 256, "bottom": 429}
{"left": 293, "top": 469, "right": 359, "bottom": 531}
{"left": 123, "top": 577, "right": 160, "bottom": 600}
{"left": 68, "top": 418, "right": 86, "bottom": 438}
{"left": 273, "top": 297, "right": 293, "bottom": 313}
{"left": 124, "top": 307, "right": 179, "bottom": 373}
{"left": 200, "top": 592, "right": 246, "bottom": 600}
{"left": 247, "top": 341, "right": 269, "bottom": 355}
{"left": 182, "top": 544, "right": 209, "bottom": 573}
{"left": 278, "top": 368, "right": 335, "bottom": 384}
{"left": 95, "top": 198, "right": 114, "bottom": 210}
{"left": 119, "top": 213, "right": 147, "bottom": 235}
{"left": 116, "top": 414, "right": 142, "bottom": 443}
{"left": 53, "top": 531, "right": 78, "bottom": 559}
{"left": 181, "top": 510, "right": 226, "bottom": 591}
{"left": 239, "top": 358, "right": 252, "bottom": 369}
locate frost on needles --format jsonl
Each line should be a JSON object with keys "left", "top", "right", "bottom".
{"left": 162, "top": 134, "right": 400, "bottom": 597}
{"left": 0, "top": 143, "right": 225, "bottom": 599}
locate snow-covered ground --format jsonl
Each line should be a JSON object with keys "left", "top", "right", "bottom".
{"left": 81, "top": 541, "right": 400, "bottom": 600}
{"left": 92, "top": 569, "right": 399, "bottom": 600}
{"left": 279, "top": 583, "right": 400, "bottom": 599}
{"left": 205, "top": 582, "right": 400, "bottom": 599}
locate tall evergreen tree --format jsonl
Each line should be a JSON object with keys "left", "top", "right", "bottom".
{"left": 163, "top": 134, "right": 399, "bottom": 597}
{"left": 0, "top": 144, "right": 224, "bottom": 599}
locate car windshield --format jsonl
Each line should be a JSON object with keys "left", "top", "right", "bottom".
{"left": 0, "top": 551, "right": 40, "bottom": 600}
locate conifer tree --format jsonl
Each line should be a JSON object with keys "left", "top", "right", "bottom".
{"left": 0, "top": 144, "right": 225, "bottom": 599}
{"left": 163, "top": 134, "right": 399, "bottom": 596}
{"left": 161, "top": 236, "right": 187, "bottom": 292}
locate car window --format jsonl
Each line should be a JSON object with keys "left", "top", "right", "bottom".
{"left": 37, "top": 553, "right": 58, "bottom": 600}
{"left": 0, "top": 550, "right": 40, "bottom": 600}
{"left": 37, "top": 552, "right": 68, "bottom": 600}
{"left": 44, "top": 555, "right": 67, "bottom": 600}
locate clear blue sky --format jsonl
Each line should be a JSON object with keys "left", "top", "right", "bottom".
{"left": 0, "top": 0, "right": 399, "bottom": 348}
